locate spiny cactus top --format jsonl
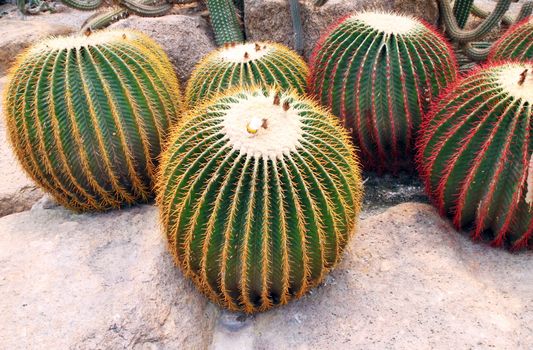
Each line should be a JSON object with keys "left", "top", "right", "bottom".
{"left": 158, "top": 87, "right": 363, "bottom": 313}
{"left": 2, "top": 29, "right": 182, "bottom": 212}
{"left": 490, "top": 18, "right": 533, "bottom": 62}
{"left": 417, "top": 62, "right": 533, "bottom": 250}
{"left": 185, "top": 41, "right": 308, "bottom": 108}
{"left": 309, "top": 11, "right": 457, "bottom": 173}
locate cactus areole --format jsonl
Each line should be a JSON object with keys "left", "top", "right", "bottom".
{"left": 308, "top": 11, "right": 457, "bottom": 173}
{"left": 3, "top": 29, "right": 182, "bottom": 212}
{"left": 185, "top": 41, "right": 308, "bottom": 108}
{"left": 490, "top": 18, "right": 533, "bottom": 62}
{"left": 417, "top": 62, "right": 533, "bottom": 250}
{"left": 158, "top": 87, "right": 363, "bottom": 313}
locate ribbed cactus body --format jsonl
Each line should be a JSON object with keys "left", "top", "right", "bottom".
{"left": 206, "top": 0, "right": 244, "bottom": 46}
{"left": 185, "top": 42, "right": 308, "bottom": 108}
{"left": 309, "top": 11, "right": 457, "bottom": 172}
{"left": 417, "top": 62, "right": 533, "bottom": 250}
{"left": 3, "top": 30, "right": 182, "bottom": 212}
{"left": 490, "top": 18, "right": 533, "bottom": 62}
{"left": 453, "top": 0, "right": 474, "bottom": 28}
{"left": 158, "top": 87, "right": 363, "bottom": 313}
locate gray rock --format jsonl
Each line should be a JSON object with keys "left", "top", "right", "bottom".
{"left": 1, "top": 200, "right": 531, "bottom": 349}
{"left": 0, "top": 19, "right": 74, "bottom": 75}
{"left": 111, "top": 14, "right": 216, "bottom": 84}
{"left": 0, "top": 205, "right": 218, "bottom": 349}
{"left": 244, "top": 0, "right": 439, "bottom": 58}
{"left": 210, "top": 203, "right": 533, "bottom": 349}
{"left": 0, "top": 76, "right": 43, "bottom": 217}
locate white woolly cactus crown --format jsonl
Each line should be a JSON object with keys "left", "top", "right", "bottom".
{"left": 495, "top": 62, "right": 533, "bottom": 104}
{"left": 221, "top": 90, "right": 303, "bottom": 160}
{"left": 217, "top": 42, "right": 272, "bottom": 62}
{"left": 29, "top": 29, "right": 143, "bottom": 52}
{"left": 352, "top": 11, "right": 422, "bottom": 34}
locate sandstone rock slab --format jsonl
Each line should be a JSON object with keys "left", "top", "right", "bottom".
{"left": 0, "top": 76, "right": 43, "bottom": 217}
{"left": 0, "top": 20, "right": 74, "bottom": 75}
{"left": 244, "top": 0, "right": 439, "bottom": 58}
{"left": 211, "top": 203, "right": 533, "bottom": 349}
{"left": 111, "top": 14, "right": 216, "bottom": 83}
{"left": 0, "top": 205, "right": 217, "bottom": 349}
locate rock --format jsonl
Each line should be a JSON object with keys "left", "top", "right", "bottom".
{"left": 111, "top": 14, "right": 216, "bottom": 83}
{"left": 244, "top": 0, "right": 439, "bottom": 58}
{"left": 211, "top": 203, "right": 533, "bottom": 349}
{"left": 0, "top": 76, "right": 43, "bottom": 217}
{"left": 0, "top": 205, "right": 218, "bottom": 349}
{"left": 0, "top": 20, "right": 74, "bottom": 75}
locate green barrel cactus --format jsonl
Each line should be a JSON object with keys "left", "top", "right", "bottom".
{"left": 158, "top": 87, "right": 363, "bottom": 313}
{"left": 185, "top": 42, "right": 308, "bottom": 108}
{"left": 308, "top": 11, "right": 457, "bottom": 173}
{"left": 3, "top": 29, "right": 182, "bottom": 212}
{"left": 417, "top": 62, "right": 533, "bottom": 250}
{"left": 490, "top": 18, "right": 533, "bottom": 62}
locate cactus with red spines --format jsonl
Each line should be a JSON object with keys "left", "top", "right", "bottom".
{"left": 417, "top": 62, "right": 533, "bottom": 250}
{"left": 490, "top": 18, "right": 533, "bottom": 62}
{"left": 308, "top": 11, "right": 457, "bottom": 173}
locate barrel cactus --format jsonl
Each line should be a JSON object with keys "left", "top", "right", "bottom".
{"left": 158, "top": 87, "right": 363, "bottom": 312}
{"left": 308, "top": 11, "right": 457, "bottom": 172}
{"left": 417, "top": 62, "right": 533, "bottom": 250}
{"left": 185, "top": 42, "right": 308, "bottom": 108}
{"left": 2, "top": 29, "right": 182, "bottom": 212}
{"left": 490, "top": 18, "right": 533, "bottom": 62}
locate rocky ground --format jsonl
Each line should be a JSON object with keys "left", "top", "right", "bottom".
{"left": 0, "top": 1, "right": 531, "bottom": 349}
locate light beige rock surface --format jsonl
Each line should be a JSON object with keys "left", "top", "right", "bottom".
{"left": 0, "top": 204, "right": 217, "bottom": 349}
{"left": 0, "top": 76, "right": 43, "bottom": 217}
{"left": 244, "top": 0, "right": 440, "bottom": 58}
{"left": 0, "top": 203, "right": 531, "bottom": 349}
{"left": 111, "top": 14, "right": 217, "bottom": 83}
{"left": 0, "top": 20, "right": 74, "bottom": 75}
{"left": 210, "top": 203, "right": 533, "bottom": 350}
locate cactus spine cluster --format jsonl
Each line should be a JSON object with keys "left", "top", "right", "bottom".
{"left": 3, "top": 29, "right": 182, "bottom": 212}
{"left": 308, "top": 11, "right": 457, "bottom": 172}
{"left": 185, "top": 42, "right": 308, "bottom": 108}
{"left": 490, "top": 18, "right": 533, "bottom": 62}
{"left": 158, "top": 87, "right": 363, "bottom": 313}
{"left": 417, "top": 62, "right": 533, "bottom": 250}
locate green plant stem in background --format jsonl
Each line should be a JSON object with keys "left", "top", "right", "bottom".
{"left": 118, "top": 0, "right": 172, "bottom": 17}
{"left": 61, "top": 0, "right": 102, "bottom": 11}
{"left": 289, "top": 0, "right": 304, "bottom": 54}
{"left": 439, "top": 0, "right": 511, "bottom": 42}
{"left": 453, "top": 0, "right": 474, "bottom": 28}
{"left": 471, "top": 1, "right": 533, "bottom": 26}
{"left": 81, "top": 7, "right": 130, "bottom": 32}
{"left": 461, "top": 41, "right": 492, "bottom": 61}
{"left": 206, "top": 0, "right": 244, "bottom": 45}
